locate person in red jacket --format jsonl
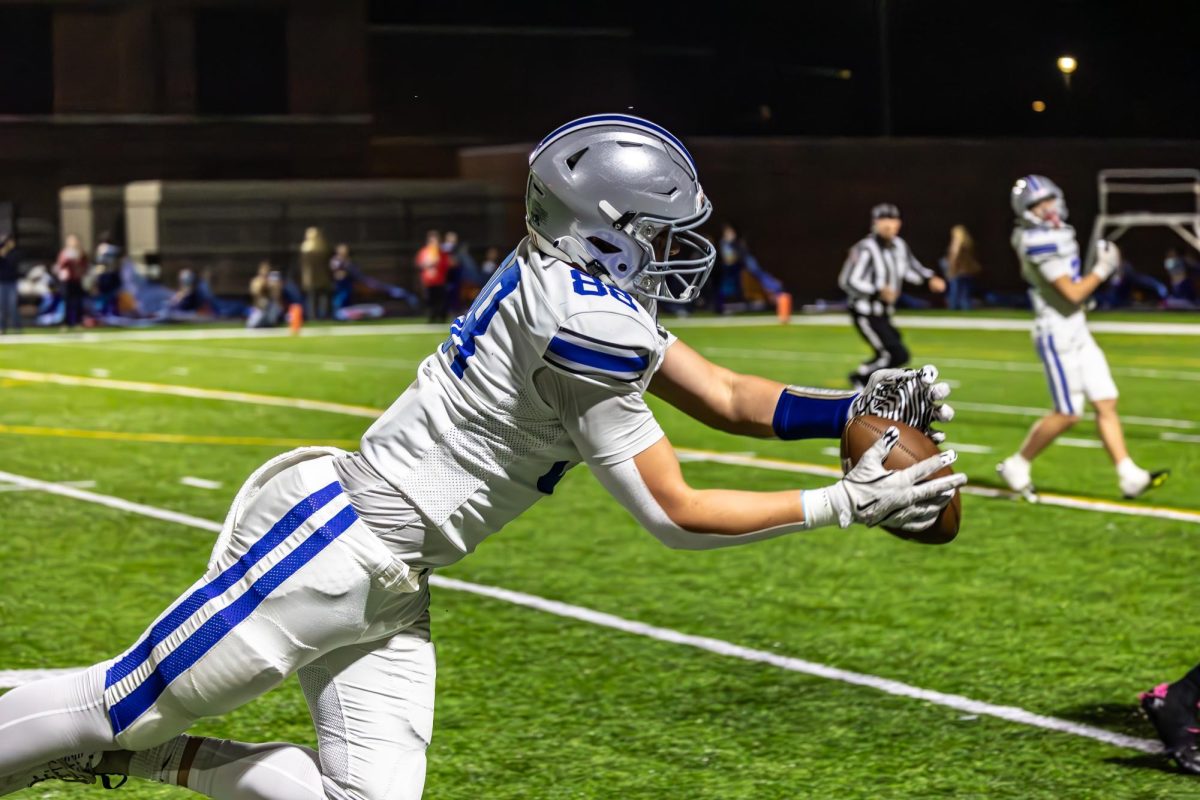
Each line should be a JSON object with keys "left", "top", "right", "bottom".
{"left": 55, "top": 234, "right": 88, "bottom": 329}
{"left": 416, "top": 229, "right": 449, "bottom": 323}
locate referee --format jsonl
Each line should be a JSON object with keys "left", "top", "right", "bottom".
{"left": 839, "top": 203, "right": 946, "bottom": 388}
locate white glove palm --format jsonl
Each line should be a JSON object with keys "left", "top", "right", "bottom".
{"left": 1092, "top": 240, "right": 1121, "bottom": 282}
{"left": 825, "top": 427, "right": 967, "bottom": 531}
{"left": 849, "top": 365, "right": 955, "bottom": 443}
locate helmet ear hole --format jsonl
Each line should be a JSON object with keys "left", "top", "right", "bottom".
{"left": 585, "top": 236, "right": 622, "bottom": 255}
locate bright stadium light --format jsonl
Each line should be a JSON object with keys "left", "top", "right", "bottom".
{"left": 1057, "top": 55, "right": 1077, "bottom": 74}
{"left": 1032, "top": 100, "right": 1047, "bottom": 113}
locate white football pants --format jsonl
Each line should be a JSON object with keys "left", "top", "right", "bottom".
{"left": 0, "top": 448, "right": 436, "bottom": 800}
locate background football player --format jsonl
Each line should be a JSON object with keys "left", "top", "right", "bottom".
{"left": 996, "top": 175, "right": 1167, "bottom": 500}
{"left": 0, "top": 115, "right": 963, "bottom": 800}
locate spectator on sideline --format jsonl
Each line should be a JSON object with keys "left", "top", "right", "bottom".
{"left": 330, "top": 243, "right": 359, "bottom": 317}
{"left": 716, "top": 223, "right": 747, "bottom": 313}
{"left": 1165, "top": 247, "right": 1196, "bottom": 304}
{"left": 0, "top": 235, "right": 19, "bottom": 334}
{"left": 442, "top": 231, "right": 463, "bottom": 313}
{"left": 416, "top": 230, "right": 449, "bottom": 323}
{"left": 480, "top": 246, "right": 501, "bottom": 278}
{"left": 300, "top": 226, "right": 332, "bottom": 320}
{"left": 247, "top": 261, "right": 284, "bottom": 328}
{"left": 943, "top": 224, "right": 983, "bottom": 311}
{"left": 95, "top": 231, "right": 120, "bottom": 268}
{"left": 55, "top": 233, "right": 88, "bottom": 329}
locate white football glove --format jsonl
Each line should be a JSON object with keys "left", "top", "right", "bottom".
{"left": 849, "top": 365, "right": 955, "bottom": 444}
{"left": 820, "top": 427, "right": 967, "bottom": 532}
{"left": 1092, "top": 240, "right": 1121, "bottom": 282}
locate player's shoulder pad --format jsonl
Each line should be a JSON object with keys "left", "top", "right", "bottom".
{"left": 542, "top": 308, "right": 661, "bottom": 388}
{"left": 1020, "top": 226, "right": 1076, "bottom": 263}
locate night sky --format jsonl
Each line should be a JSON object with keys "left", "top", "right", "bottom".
{"left": 372, "top": 0, "right": 1200, "bottom": 139}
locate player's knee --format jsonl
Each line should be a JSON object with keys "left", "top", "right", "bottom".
{"left": 1093, "top": 398, "right": 1118, "bottom": 417}
{"left": 1051, "top": 411, "right": 1081, "bottom": 428}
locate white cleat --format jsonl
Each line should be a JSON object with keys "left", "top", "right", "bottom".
{"left": 1120, "top": 469, "right": 1169, "bottom": 500}
{"left": 996, "top": 457, "right": 1039, "bottom": 503}
{"left": 0, "top": 752, "right": 124, "bottom": 795}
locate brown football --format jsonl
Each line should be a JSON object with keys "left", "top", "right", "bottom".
{"left": 839, "top": 415, "right": 961, "bottom": 544}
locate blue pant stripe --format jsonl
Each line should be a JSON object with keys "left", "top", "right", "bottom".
{"left": 105, "top": 481, "right": 343, "bottom": 689}
{"left": 1047, "top": 334, "right": 1075, "bottom": 415}
{"left": 1035, "top": 335, "right": 1063, "bottom": 412}
{"left": 108, "top": 503, "right": 359, "bottom": 735}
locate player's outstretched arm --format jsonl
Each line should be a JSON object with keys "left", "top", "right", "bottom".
{"left": 590, "top": 431, "right": 965, "bottom": 550}
{"left": 650, "top": 339, "right": 955, "bottom": 442}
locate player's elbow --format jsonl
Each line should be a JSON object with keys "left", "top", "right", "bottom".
{"left": 650, "top": 483, "right": 707, "bottom": 534}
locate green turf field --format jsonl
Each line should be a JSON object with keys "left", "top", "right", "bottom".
{"left": 1, "top": 313, "right": 1199, "bottom": 798}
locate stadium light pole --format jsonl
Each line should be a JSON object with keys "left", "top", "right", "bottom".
{"left": 877, "top": 0, "right": 892, "bottom": 136}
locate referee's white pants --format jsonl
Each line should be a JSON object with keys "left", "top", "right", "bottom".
{"left": 0, "top": 447, "right": 436, "bottom": 800}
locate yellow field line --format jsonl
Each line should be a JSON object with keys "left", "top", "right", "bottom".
{"left": 0, "top": 423, "right": 357, "bottom": 449}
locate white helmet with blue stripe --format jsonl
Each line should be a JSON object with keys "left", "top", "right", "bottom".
{"left": 525, "top": 114, "right": 716, "bottom": 303}
{"left": 1011, "top": 174, "right": 1068, "bottom": 227}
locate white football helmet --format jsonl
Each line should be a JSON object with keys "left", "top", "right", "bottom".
{"left": 1011, "top": 174, "right": 1068, "bottom": 227}
{"left": 525, "top": 114, "right": 716, "bottom": 303}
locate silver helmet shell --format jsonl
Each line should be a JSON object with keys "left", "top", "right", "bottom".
{"left": 1011, "top": 174, "right": 1068, "bottom": 226}
{"left": 525, "top": 114, "right": 716, "bottom": 303}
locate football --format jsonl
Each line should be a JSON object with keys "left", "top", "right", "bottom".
{"left": 840, "top": 414, "right": 962, "bottom": 544}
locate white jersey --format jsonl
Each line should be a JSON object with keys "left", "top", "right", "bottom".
{"left": 1012, "top": 223, "right": 1086, "bottom": 330}
{"left": 352, "top": 238, "right": 674, "bottom": 568}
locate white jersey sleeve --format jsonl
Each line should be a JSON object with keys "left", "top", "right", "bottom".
{"left": 1013, "top": 225, "right": 1085, "bottom": 322}
{"left": 534, "top": 367, "right": 664, "bottom": 466}
{"left": 536, "top": 307, "right": 667, "bottom": 464}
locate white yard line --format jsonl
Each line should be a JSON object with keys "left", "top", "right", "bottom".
{"left": 0, "top": 315, "right": 1198, "bottom": 347}
{"left": 1059, "top": 437, "right": 1106, "bottom": 449}
{"left": 0, "top": 470, "right": 222, "bottom": 533}
{"left": 675, "top": 448, "right": 1200, "bottom": 526}
{"left": 0, "top": 479, "right": 95, "bottom": 493}
{"left": 951, "top": 401, "right": 1196, "bottom": 431}
{"left": 1162, "top": 432, "right": 1200, "bottom": 445}
{"left": 180, "top": 476, "right": 223, "bottom": 490}
{"left": 0, "top": 470, "right": 1162, "bottom": 755}
{"left": 702, "top": 346, "right": 1200, "bottom": 384}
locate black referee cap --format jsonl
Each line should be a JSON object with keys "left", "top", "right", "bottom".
{"left": 871, "top": 203, "right": 901, "bottom": 220}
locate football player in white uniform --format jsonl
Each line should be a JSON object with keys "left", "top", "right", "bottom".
{"left": 0, "top": 115, "right": 964, "bottom": 800}
{"left": 997, "top": 175, "right": 1167, "bottom": 500}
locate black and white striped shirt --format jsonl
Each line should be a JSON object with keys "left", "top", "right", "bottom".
{"left": 838, "top": 235, "right": 935, "bottom": 316}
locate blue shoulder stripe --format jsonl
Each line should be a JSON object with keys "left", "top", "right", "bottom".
{"left": 1026, "top": 243, "right": 1058, "bottom": 256}
{"left": 547, "top": 336, "right": 649, "bottom": 373}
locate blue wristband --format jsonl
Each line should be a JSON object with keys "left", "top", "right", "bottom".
{"left": 771, "top": 389, "right": 857, "bottom": 440}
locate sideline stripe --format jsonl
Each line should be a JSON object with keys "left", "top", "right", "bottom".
{"left": 0, "top": 423, "right": 358, "bottom": 449}
{"left": 0, "top": 314, "right": 1198, "bottom": 347}
{"left": 674, "top": 448, "right": 1200, "bottom": 526}
{"left": 0, "top": 479, "right": 95, "bottom": 493}
{"left": 0, "top": 369, "right": 379, "bottom": 418}
{"left": 0, "top": 471, "right": 1162, "bottom": 754}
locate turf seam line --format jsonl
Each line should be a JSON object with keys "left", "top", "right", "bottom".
{"left": 0, "top": 468, "right": 1163, "bottom": 755}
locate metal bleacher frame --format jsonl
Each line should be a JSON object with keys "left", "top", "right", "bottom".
{"left": 1086, "top": 168, "right": 1200, "bottom": 267}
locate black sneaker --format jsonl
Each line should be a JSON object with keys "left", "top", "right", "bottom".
{"left": 1141, "top": 682, "right": 1200, "bottom": 774}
